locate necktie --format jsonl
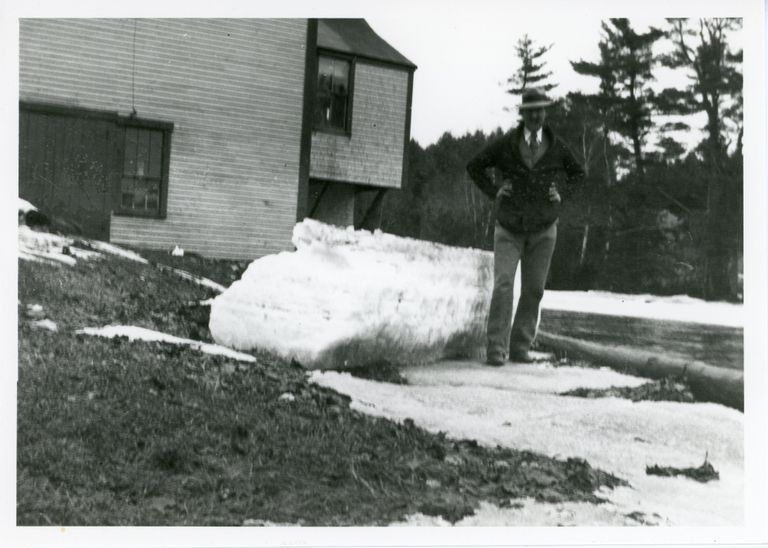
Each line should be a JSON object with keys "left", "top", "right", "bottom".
{"left": 530, "top": 132, "right": 539, "bottom": 154}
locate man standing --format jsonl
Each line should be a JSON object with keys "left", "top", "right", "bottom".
{"left": 467, "top": 88, "right": 585, "bottom": 365}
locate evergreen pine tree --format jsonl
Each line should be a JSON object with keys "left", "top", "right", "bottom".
{"left": 505, "top": 34, "right": 557, "bottom": 97}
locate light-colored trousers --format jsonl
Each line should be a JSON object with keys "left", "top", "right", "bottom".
{"left": 487, "top": 221, "right": 557, "bottom": 358}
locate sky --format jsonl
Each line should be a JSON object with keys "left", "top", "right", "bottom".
{"left": 365, "top": 11, "right": 741, "bottom": 149}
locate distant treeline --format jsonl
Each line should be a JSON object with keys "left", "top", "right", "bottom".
{"left": 380, "top": 19, "right": 743, "bottom": 302}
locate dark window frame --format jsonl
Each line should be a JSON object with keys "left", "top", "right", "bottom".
{"left": 113, "top": 116, "right": 173, "bottom": 219}
{"left": 314, "top": 49, "right": 355, "bottom": 137}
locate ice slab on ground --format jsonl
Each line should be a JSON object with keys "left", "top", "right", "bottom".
{"left": 210, "top": 219, "right": 494, "bottom": 368}
{"left": 311, "top": 360, "right": 743, "bottom": 526}
{"left": 77, "top": 325, "right": 257, "bottom": 363}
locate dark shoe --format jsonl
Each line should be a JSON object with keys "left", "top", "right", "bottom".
{"left": 508, "top": 350, "right": 534, "bottom": 363}
{"left": 485, "top": 354, "right": 506, "bottom": 366}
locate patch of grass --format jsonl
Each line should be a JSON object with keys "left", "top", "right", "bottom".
{"left": 344, "top": 360, "right": 409, "bottom": 385}
{"left": 18, "top": 254, "right": 627, "bottom": 525}
{"left": 19, "top": 254, "right": 217, "bottom": 341}
{"left": 646, "top": 456, "right": 719, "bottom": 483}
{"left": 560, "top": 377, "right": 696, "bottom": 403}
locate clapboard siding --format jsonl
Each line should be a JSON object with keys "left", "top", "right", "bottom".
{"left": 310, "top": 61, "right": 408, "bottom": 189}
{"left": 20, "top": 18, "right": 308, "bottom": 259}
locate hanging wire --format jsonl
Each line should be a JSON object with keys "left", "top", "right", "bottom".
{"left": 131, "top": 19, "right": 138, "bottom": 117}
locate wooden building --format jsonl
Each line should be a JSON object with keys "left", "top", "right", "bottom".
{"left": 19, "top": 18, "right": 415, "bottom": 259}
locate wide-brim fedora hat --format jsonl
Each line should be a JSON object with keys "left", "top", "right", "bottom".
{"left": 518, "top": 88, "right": 555, "bottom": 110}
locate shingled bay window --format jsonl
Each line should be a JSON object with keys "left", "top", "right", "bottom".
{"left": 117, "top": 119, "right": 172, "bottom": 218}
{"left": 314, "top": 54, "right": 353, "bottom": 133}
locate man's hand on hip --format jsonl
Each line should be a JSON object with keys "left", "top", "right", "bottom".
{"left": 496, "top": 183, "right": 513, "bottom": 200}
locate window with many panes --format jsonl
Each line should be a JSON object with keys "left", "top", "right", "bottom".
{"left": 314, "top": 54, "right": 352, "bottom": 133}
{"left": 118, "top": 123, "right": 171, "bottom": 217}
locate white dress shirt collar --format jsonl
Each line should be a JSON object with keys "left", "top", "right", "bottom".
{"left": 524, "top": 126, "right": 542, "bottom": 146}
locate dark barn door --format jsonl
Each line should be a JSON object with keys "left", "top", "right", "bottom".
{"left": 19, "top": 104, "right": 123, "bottom": 240}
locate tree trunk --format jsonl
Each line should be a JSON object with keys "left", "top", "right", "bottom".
{"left": 579, "top": 205, "right": 592, "bottom": 266}
{"left": 703, "top": 171, "right": 731, "bottom": 300}
{"left": 579, "top": 224, "right": 590, "bottom": 266}
{"left": 602, "top": 130, "right": 615, "bottom": 187}
{"left": 537, "top": 331, "right": 743, "bottom": 410}
{"left": 632, "top": 133, "right": 644, "bottom": 182}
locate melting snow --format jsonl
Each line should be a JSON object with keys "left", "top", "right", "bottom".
{"left": 18, "top": 226, "right": 78, "bottom": 266}
{"left": 84, "top": 240, "right": 149, "bottom": 264}
{"left": 18, "top": 225, "right": 145, "bottom": 266}
{"left": 18, "top": 198, "right": 38, "bottom": 214}
{"left": 392, "top": 499, "right": 653, "bottom": 526}
{"left": 157, "top": 265, "right": 226, "bottom": 293}
{"left": 311, "top": 360, "right": 743, "bottom": 526}
{"left": 543, "top": 290, "right": 742, "bottom": 328}
{"left": 30, "top": 319, "right": 58, "bottom": 332}
{"left": 76, "top": 325, "right": 257, "bottom": 363}
{"left": 18, "top": 201, "right": 223, "bottom": 292}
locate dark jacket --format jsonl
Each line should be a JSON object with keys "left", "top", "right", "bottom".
{"left": 466, "top": 123, "right": 585, "bottom": 233}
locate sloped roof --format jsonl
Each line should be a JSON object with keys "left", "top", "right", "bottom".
{"left": 317, "top": 19, "right": 416, "bottom": 69}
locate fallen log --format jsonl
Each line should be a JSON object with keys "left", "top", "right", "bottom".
{"left": 537, "top": 330, "right": 743, "bottom": 410}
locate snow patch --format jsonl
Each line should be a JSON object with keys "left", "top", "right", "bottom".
{"left": 312, "top": 361, "right": 743, "bottom": 526}
{"left": 18, "top": 198, "right": 38, "bottom": 214}
{"left": 76, "top": 325, "right": 257, "bottom": 363}
{"left": 18, "top": 251, "right": 61, "bottom": 266}
{"left": 30, "top": 319, "right": 58, "bottom": 332}
{"left": 543, "top": 290, "right": 742, "bottom": 328}
{"left": 17, "top": 198, "right": 152, "bottom": 266}
{"left": 402, "top": 360, "right": 649, "bottom": 394}
{"left": 18, "top": 224, "right": 150, "bottom": 266}
{"left": 392, "top": 499, "right": 657, "bottom": 526}
{"left": 18, "top": 225, "right": 78, "bottom": 266}
{"left": 156, "top": 264, "right": 226, "bottom": 293}
{"left": 18, "top": 205, "right": 223, "bottom": 293}
{"left": 84, "top": 240, "right": 149, "bottom": 264}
